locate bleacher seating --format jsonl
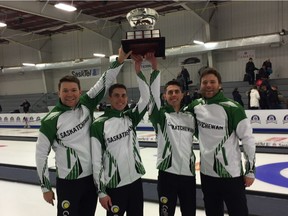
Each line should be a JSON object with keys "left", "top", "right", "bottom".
{"left": 0, "top": 93, "right": 49, "bottom": 113}
{"left": 219, "top": 78, "right": 288, "bottom": 109}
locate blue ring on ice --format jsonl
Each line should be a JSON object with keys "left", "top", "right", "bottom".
{"left": 256, "top": 162, "right": 288, "bottom": 188}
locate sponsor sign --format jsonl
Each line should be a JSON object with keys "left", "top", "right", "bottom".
{"left": 70, "top": 68, "right": 101, "bottom": 79}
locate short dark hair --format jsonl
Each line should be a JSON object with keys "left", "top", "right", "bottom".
{"left": 58, "top": 75, "right": 81, "bottom": 90}
{"left": 109, "top": 83, "right": 127, "bottom": 96}
{"left": 164, "top": 80, "right": 183, "bottom": 92}
{"left": 200, "top": 67, "right": 222, "bottom": 84}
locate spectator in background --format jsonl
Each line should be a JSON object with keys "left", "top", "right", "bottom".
{"left": 249, "top": 86, "right": 260, "bottom": 109}
{"left": 129, "top": 99, "right": 137, "bottom": 109}
{"left": 267, "top": 85, "right": 281, "bottom": 109}
{"left": 177, "top": 66, "right": 191, "bottom": 92}
{"left": 192, "top": 88, "right": 202, "bottom": 100}
{"left": 262, "top": 59, "right": 272, "bottom": 75}
{"left": 160, "top": 92, "right": 166, "bottom": 106}
{"left": 245, "top": 58, "right": 258, "bottom": 85}
{"left": 232, "top": 87, "right": 244, "bottom": 107}
{"left": 258, "top": 65, "right": 269, "bottom": 79}
{"left": 183, "top": 91, "right": 192, "bottom": 106}
{"left": 98, "top": 102, "right": 107, "bottom": 111}
{"left": 20, "top": 99, "right": 31, "bottom": 113}
{"left": 259, "top": 84, "right": 269, "bottom": 109}
{"left": 0, "top": 104, "right": 2, "bottom": 113}
{"left": 257, "top": 65, "right": 271, "bottom": 90}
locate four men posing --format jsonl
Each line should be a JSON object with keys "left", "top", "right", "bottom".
{"left": 36, "top": 48, "right": 256, "bottom": 216}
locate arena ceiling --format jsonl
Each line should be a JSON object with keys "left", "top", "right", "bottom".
{"left": 0, "top": 1, "right": 224, "bottom": 44}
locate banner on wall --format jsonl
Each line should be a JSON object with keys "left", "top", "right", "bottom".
{"left": 70, "top": 68, "right": 101, "bottom": 79}
{"left": 246, "top": 110, "right": 288, "bottom": 132}
{"left": 1, "top": 110, "right": 288, "bottom": 147}
{"left": 1, "top": 110, "right": 287, "bottom": 131}
{"left": 237, "top": 50, "right": 255, "bottom": 60}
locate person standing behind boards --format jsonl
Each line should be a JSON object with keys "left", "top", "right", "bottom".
{"left": 232, "top": 87, "right": 244, "bottom": 107}
{"left": 249, "top": 86, "right": 260, "bottom": 109}
{"left": 20, "top": 99, "right": 31, "bottom": 113}
{"left": 245, "top": 58, "right": 258, "bottom": 85}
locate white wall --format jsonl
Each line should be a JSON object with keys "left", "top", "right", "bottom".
{"left": 0, "top": 71, "right": 46, "bottom": 95}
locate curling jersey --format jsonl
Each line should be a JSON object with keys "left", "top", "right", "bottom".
{"left": 149, "top": 70, "right": 196, "bottom": 177}
{"left": 35, "top": 60, "right": 124, "bottom": 193}
{"left": 91, "top": 71, "right": 150, "bottom": 198}
{"left": 184, "top": 91, "right": 256, "bottom": 178}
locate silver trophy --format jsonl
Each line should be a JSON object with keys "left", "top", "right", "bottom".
{"left": 121, "top": 8, "right": 165, "bottom": 58}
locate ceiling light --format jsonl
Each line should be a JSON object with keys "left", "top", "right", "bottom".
{"left": 93, "top": 53, "right": 106, "bottom": 58}
{"left": 0, "top": 22, "right": 7, "bottom": 27}
{"left": 204, "top": 42, "right": 218, "bottom": 48}
{"left": 193, "top": 40, "right": 205, "bottom": 45}
{"left": 22, "top": 63, "right": 36, "bottom": 66}
{"left": 55, "top": 3, "right": 77, "bottom": 12}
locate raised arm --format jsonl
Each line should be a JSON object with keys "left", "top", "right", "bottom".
{"left": 131, "top": 53, "right": 143, "bottom": 74}
{"left": 147, "top": 53, "right": 161, "bottom": 126}
{"left": 84, "top": 47, "right": 132, "bottom": 109}
{"left": 125, "top": 53, "right": 152, "bottom": 126}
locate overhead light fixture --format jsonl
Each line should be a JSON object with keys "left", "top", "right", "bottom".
{"left": 193, "top": 40, "right": 205, "bottom": 45}
{"left": 22, "top": 63, "right": 36, "bottom": 66}
{"left": 204, "top": 42, "right": 218, "bottom": 48}
{"left": 54, "top": 3, "right": 77, "bottom": 12}
{"left": 93, "top": 53, "right": 106, "bottom": 58}
{"left": 0, "top": 21, "right": 7, "bottom": 27}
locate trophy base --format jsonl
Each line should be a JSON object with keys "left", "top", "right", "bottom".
{"left": 121, "top": 37, "right": 165, "bottom": 58}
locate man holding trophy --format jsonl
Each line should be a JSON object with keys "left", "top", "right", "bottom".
{"left": 91, "top": 51, "right": 158, "bottom": 216}
{"left": 91, "top": 8, "right": 163, "bottom": 216}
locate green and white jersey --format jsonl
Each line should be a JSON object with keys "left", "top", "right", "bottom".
{"left": 184, "top": 91, "right": 256, "bottom": 178}
{"left": 35, "top": 61, "right": 123, "bottom": 193}
{"left": 91, "top": 71, "right": 149, "bottom": 198}
{"left": 149, "top": 70, "right": 196, "bottom": 176}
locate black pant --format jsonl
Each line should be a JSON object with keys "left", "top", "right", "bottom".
{"left": 106, "top": 178, "right": 143, "bottom": 216}
{"left": 158, "top": 171, "right": 196, "bottom": 216}
{"left": 56, "top": 175, "right": 97, "bottom": 216}
{"left": 200, "top": 173, "right": 248, "bottom": 216}
{"left": 248, "top": 71, "right": 255, "bottom": 85}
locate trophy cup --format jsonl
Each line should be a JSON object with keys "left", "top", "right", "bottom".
{"left": 121, "top": 8, "right": 165, "bottom": 58}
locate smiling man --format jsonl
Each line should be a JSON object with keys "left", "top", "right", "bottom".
{"left": 149, "top": 76, "right": 196, "bottom": 216}
{"left": 185, "top": 67, "right": 256, "bottom": 216}
{"left": 91, "top": 52, "right": 156, "bottom": 216}
{"left": 35, "top": 47, "right": 131, "bottom": 216}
